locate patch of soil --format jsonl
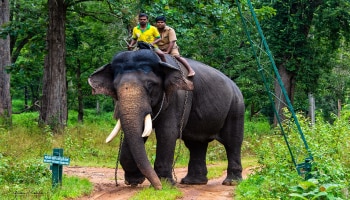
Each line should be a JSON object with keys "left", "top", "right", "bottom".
{"left": 65, "top": 166, "right": 253, "bottom": 200}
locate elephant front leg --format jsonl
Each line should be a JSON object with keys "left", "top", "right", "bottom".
{"left": 154, "top": 132, "right": 178, "bottom": 185}
{"left": 119, "top": 139, "right": 145, "bottom": 186}
{"left": 180, "top": 140, "right": 209, "bottom": 185}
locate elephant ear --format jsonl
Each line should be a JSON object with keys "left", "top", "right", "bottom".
{"left": 159, "top": 61, "right": 194, "bottom": 98}
{"left": 88, "top": 63, "right": 117, "bottom": 99}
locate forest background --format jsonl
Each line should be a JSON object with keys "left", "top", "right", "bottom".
{"left": 1, "top": 0, "right": 350, "bottom": 199}
{"left": 1, "top": 0, "right": 350, "bottom": 127}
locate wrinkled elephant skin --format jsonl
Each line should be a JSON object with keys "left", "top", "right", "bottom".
{"left": 88, "top": 49, "right": 244, "bottom": 189}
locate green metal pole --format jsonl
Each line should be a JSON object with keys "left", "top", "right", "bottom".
{"left": 51, "top": 148, "right": 63, "bottom": 188}
{"left": 235, "top": 0, "right": 314, "bottom": 177}
{"left": 245, "top": 0, "right": 313, "bottom": 161}
{"left": 235, "top": 0, "right": 298, "bottom": 168}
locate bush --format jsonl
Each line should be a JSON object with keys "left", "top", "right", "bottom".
{"left": 236, "top": 110, "right": 350, "bottom": 199}
{"left": 0, "top": 156, "right": 51, "bottom": 196}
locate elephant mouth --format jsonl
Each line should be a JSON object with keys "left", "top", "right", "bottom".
{"left": 105, "top": 114, "right": 153, "bottom": 143}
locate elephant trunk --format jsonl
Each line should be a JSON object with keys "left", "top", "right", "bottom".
{"left": 118, "top": 82, "right": 162, "bottom": 190}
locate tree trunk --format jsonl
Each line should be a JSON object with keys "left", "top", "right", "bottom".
{"left": 24, "top": 86, "right": 29, "bottom": 109}
{"left": 40, "top": 0, "right": 67, "bottom": 131}
{"left": 249, "top": 102, "right": 255, "bottom": 121}
{"left": 96, "top": 100, "right": 100, "bottom": 114}
{"left": 337, "top": 99, "right": 341, "bottom": 118}
{"left": 0, "top": 0, "right": 12, "bottom": 127}
{"left": 274, "top": 64, "right": 295, "bottom": 126}
{"left": 77, "top": 59, "right": 84, "bottom": 123}
{"left": 308, "top": 93, "right": 315, "bottom": 126}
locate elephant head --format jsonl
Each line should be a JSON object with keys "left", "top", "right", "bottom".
{"left": 88, "top": 49, "right": 193, "bottom": 189}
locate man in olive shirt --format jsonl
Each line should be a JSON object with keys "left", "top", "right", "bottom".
{"left": 128, "top": 13, "right": 166, "bottom": 62}
{"left": 155, "top": 16, "right": 195, "bottom": 77}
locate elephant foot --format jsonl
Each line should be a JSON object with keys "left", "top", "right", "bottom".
{"left": 222, "top": 178, "right": 241, "bottom": 186}
{"left": 124, "top": 176, "right": 145, "bottom": 186}
{"left": 222, "top": 174, "right": 242, "bottom": 186}
{"left": 180, "top": 176, "right": 208, "bottom": 185}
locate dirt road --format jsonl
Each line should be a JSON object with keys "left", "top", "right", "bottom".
{"left": 65, "top": 166, "right": 252, "bottom": 200}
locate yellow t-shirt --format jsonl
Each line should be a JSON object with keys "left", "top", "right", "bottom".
{"left": 132, "top": 23, "right": 161, "bottom": 46}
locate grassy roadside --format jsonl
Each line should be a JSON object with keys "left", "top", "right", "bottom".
{"left": 0, "top": 109, "right": 262, "bottom": 199}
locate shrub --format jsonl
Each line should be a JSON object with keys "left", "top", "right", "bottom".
{"left": 235, "top": 109, "right": 350, "bottom": 199}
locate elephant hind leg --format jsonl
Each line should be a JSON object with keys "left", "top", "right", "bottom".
{"left": 222, "top": 135, "right": 243, "bottom": 185}
{"left": 180, "top": 140, "right": 208, "bottom": 185}
{"left": 219, "top": 108, "right": 244, "bottom": 185}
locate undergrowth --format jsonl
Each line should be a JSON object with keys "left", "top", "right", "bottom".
{"left": 235, "top": 109, "right": 350, "bottom": 199}
{"left": 3, "top": 104, "right": 350, "bottom": 199}
{"left": 0, "top": 108, "right": 246, "bottom": 199}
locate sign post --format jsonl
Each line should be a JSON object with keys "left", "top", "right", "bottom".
{"left": 43, "top": 148, "right": 70, "bottom": 188}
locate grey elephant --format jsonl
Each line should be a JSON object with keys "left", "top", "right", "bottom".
{"left": 88, "top": 49, "right": 244, "bottom": 190}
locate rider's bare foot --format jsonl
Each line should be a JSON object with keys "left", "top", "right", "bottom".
{"left": 188, "top": 70, "right": 195, "bottom": 77}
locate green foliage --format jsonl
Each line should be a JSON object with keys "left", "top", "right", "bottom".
{"left": 0, "top": 156, "right": 92, "bottom": 200}
{"left": 0, "top": 110, "right": 112, "bottom": 198}
{"left": 5, "top": 0, "right": 47, "bottom": 103}
{"left": 289, "top": 178, "right": 344, "bottom": 200}
{"left": 0, "top": 157, "right": 50, "bottom": 186}
{"left": 135, "top": 1, "right": 279, "bottom": 121}
{"left": 235, "top": 109, "right": 350, "bottom": 199}
{"left": 256, "top": 0, "right": 350, "bottom": 118}
{"left": 5, "top": 0, "right": 350, "bottom": 127}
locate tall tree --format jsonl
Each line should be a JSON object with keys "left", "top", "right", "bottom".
{"left": 40, "top": 0, "right": 67, "bottom": 130}
{"left": 0, "top": 0, "right": 12, "bottom": 127}
{"left": 260, "top": 0, "right": 350, "bottom": 123}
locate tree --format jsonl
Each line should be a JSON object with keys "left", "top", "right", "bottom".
{"left": 0, "top": 0, "right": 12, "bottom": 127}
{"left": 40, "top": 0, "right": 68, "bottom": 130}
{"left": 0, "top": 1, "right": 47, "bottom": 112}
{"left": 259, "top": 0, "right": 350, "bottom": 123}
{"left": 64, "top": 1, "right": 138, "bottom": 122}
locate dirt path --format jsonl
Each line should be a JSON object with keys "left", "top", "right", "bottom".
{"left": 65, "top": 166, "right": 252, "bottom": 200}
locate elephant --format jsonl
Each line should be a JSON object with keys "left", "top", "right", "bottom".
{"left": 88, "top": 49, "right": 244, "bottom": 190}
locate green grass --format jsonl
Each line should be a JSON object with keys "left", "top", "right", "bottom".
{"left": 130, "top": 180, "right": 183, "bottom": 200}
{"left": 0, "top": 106, "right": 259, "bottom": 199}
{"left": 50, "top": 176, "right": 93, "bottom": 200}
{"left": 0, "top": 171, "right": 92, "bottom": 200}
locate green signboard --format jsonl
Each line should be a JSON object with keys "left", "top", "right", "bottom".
{"left": 43, "top": 155, "right": 70, "bottom": 165}
{"left": 43, "top": 148, "right": 70, "bottom": 188}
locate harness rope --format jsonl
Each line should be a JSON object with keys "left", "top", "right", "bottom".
{"left": 152, "top": 93, "right": 166, "bottom": 121}
{"left": 170, "top": 55, "right": 189, "bottom": 182}
{"left": 114, "top": 55, "right": 189, "bottom": 186}
{"left": 115, "top": 131, "right": 123, "bottom": 186}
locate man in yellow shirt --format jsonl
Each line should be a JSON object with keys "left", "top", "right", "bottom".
{"left": 128, "top": 13, "right": 166, "bottom": 62}
{"left": 155, "top": 16, "right": 195, "bottom": 77}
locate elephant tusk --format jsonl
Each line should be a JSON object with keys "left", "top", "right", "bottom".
{"left": 106, "top": 119, "right": 122, "bottom": 143}
{"left": 142, "top": 114, "right": 153, "bottom": 137}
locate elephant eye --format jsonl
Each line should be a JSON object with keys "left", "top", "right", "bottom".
{"left": 145, "top": 81, "right": 155, "bottom": 92}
